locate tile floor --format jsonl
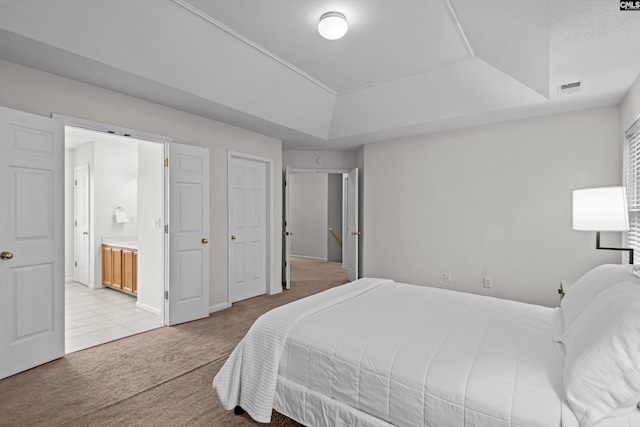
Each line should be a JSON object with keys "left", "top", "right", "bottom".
{"left": 65, "top": 281, "right": 164, "bottom": 354}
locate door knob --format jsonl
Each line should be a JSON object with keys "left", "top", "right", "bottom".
{"left": 82, "top": 232, "right": 88, "bottom": 235}
{"left": 202, "top": 238, "right": 209, "bottom": 244}
{"left": 0, "top": 251, "right": 14, "bottom": 260}
{"left": 231, "top": 235, "right": 236, "bottom": 240}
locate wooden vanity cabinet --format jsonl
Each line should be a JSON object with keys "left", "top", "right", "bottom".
{"left": 102, "top": 246, "right": 113, "bottom": 286}
{"left": 122, "top": 249, "right": 135, "bottom": 295}
{"left": 102, "top": 244, "right": 137, "bottom": 296}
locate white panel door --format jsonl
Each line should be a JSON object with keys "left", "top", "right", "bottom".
{"left": 344, "top": 168, "right": 359, "bottom": 281}
{"left": 229, "top": 155, "right": 267, "bottom": 302}
{"left": 74, "top": 164, "right": 90, "bottom": 285}
{"left": 168, "top": 143, "right": 209, "bottom": 325}
{"left": 0, "top": 106, "right": 64, "bottom": 380}
{"left": 283, "top": 166, "right": 291, "bottom": 290}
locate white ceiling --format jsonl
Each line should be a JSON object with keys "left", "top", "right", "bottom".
{"left": 0, "top": 0, "right": 639, "bottom": 151}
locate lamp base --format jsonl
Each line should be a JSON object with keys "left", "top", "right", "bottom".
{"left": 596, "top": 232, "right": 634, "bottom": 264}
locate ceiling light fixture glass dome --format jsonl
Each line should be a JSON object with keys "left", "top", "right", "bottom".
{"left": 318, "top": 12, "right": 348, "bottom": 40}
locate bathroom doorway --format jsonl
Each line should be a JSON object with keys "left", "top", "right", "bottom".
{"left": 64, "top": 126, "right": 164, "bottom": 353}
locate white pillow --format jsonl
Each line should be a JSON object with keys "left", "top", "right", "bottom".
{"left": 560, "top": 281, "right": 640, "bottom": 426}
{"left": 560, "top": 264, "right": 637, "bottom": 331}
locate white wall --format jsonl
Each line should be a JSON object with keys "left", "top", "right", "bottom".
{"left": 137, "top": 141, "right": 164, "bottom": 314}
{"left": 283, "top": 150, "right": 356, "bottom": 170}
{"left": 621, "top": 73, "right": 640, "bottom": 132}
{"left": 0, "top": 59, "right": 283, "bottom": 308}
{"left": 290, "top": 173, "right": 328, "bottom": 259}
{"left": 93, "top": 136, "right": 138, "bottom": 286}
{"left": 363, "top": 107, "right": 622, "bottom": 307}
{"left": 64, "top": 149, "right": 75, "bottom": 281}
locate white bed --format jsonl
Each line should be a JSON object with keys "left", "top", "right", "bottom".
{"left": 213, "top": 265, "right": 640, "bottom": 427}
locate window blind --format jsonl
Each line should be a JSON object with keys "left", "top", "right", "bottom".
{"left": 624, "top": 117, "right": 640, "bottom": 262}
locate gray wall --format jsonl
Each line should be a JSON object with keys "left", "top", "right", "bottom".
{"left": 363, "top": 106, "right": 623, "bottom": 307}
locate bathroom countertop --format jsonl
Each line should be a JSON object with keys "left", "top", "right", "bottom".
{"left": 102, "top": 240, "right": 138, "bottom": 250}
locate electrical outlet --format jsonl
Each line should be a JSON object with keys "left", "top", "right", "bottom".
{"left": 483, "top": 277, "right": 493, "bottom": 288}
{"left": 444, "top": 273, "right": 452, "bottom": 283}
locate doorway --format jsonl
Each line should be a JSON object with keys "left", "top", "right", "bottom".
{"left": 284, "top": 169, "right": 357, "bottom": 288}
{"left": 64, "top": 126, "right": 164, "bottom": 353}
{"left": 1, "top": 107, "right": 211, "bottom": 379}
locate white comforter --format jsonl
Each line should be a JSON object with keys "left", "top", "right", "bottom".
{"left": 214, "top": 278, "right": 566, "bottom": 425}
{"left": 213, "top": 277, "right": 391, "bottom": 423}
{"left": 274, "top": 280, "right": 565, "bottom": 427}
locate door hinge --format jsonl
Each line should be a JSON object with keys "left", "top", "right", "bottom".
{"left": 164, "top": 224, "right": 168, "bottom": 233}
{"left": 75, "top": 220, "right": 77, "bottom": 226}
{"left": 284, "top": 261, "right": 287, "bottom": 267}
{"left": 74, "top": 179, "right": 77, "bottom": 186}
{"left": 165, "top": 290, "right": 169, "bottom": 300}
{"left": 165, "top": 158, "right": 169, "bottom": 167}
{"left": 74, "top": 261, "right": 77, "bottom": 267}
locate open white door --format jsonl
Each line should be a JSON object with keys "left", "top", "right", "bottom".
{"left": 74, "top": 164, "right": 90, "bottom": 285}
{"left": 0, "top": 107, "right": 64, "bottom": 380}
{"left": 283, "top": 166, "right": 291, "bottom": 289}
{"left": 167, "top": 143, "right": 210, "bottom": 325}
{"left": 344, "top": 168, "right": 359, "bottom": 281}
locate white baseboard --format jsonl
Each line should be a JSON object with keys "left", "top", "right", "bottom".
{"left": 290, "top": 255, "right": 328, "bottom": 261}
{"left": 136, "top": 301, "right": 161, "bottom": 316}
{"left": 269, "top": 286, "right": 283, "bottom": 296}
{"left": 88, "top": 282, "right": 104, "bottom": 290}
{"left": 65, "top": 276, "right": 75, "bottom": 283}
{"left": 209, "top": 302, "right": 231, "bottom": 313}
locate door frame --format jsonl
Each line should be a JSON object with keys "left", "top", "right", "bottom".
{"left": 285, "top": 168, "right": 351, "bottom": 290}
{"left": 73, "top": 164, "right": 90, "bottom": 285}
{"left": 227, "top": 151, "right": 275, "bottom": 303}
{"left": 53, "top": 114, "right": 171, "bottom": 324}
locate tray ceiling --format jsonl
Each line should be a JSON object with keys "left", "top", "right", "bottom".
{"left": 0, "top": 0, "right": 638, "bottom": 150}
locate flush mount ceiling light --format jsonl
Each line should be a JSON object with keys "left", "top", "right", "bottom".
{"left": 318, "top": 12, "right": 348, "bottom": 40}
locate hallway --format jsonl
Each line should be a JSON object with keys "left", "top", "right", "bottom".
{"left": 289, "top": 256, "right": 349, "bottom": 285}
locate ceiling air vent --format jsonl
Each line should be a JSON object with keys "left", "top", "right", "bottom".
{"left": 558, "top": 81, "right": 582, "bottom": 94}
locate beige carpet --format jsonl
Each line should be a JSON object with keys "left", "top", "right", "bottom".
{"left": 290, "top": 256, "right": 349, "bottom": 284}
{"left": 0, "top": 274, "right": 346, "bottom": 427}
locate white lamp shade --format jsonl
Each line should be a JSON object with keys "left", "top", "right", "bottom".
{"left": 318, "top": 12, "right": 348, "bottom": 40}
{"left": 573, "top": 186, "right": 629, "bottom": 231}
